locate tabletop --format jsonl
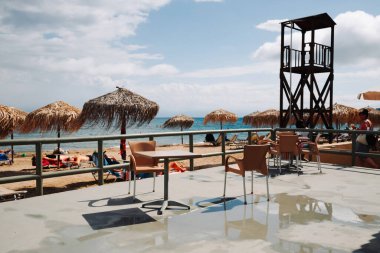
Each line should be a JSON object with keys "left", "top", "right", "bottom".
{"left": 135, "top": 150, "right": 201, "bottom": 159}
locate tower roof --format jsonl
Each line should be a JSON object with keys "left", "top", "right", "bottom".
{"left": 282, "top": 13, "right": 336, "bottom": 31}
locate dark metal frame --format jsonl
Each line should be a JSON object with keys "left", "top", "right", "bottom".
{"left": 280, "top": 13, "right": 336, "bottom": 128}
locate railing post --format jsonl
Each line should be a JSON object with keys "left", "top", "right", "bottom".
{"left": 351, "top": 133, "right": 356, "bottom": 166}
{"left": 35, "top": 143, "right": 43, "bottom": 196}
{"left": 189, "top": 134, "right": 194, "bottom": 171}
{"left": 149, "top": 136, "right": 154, "bottom": 141}
{"left": 221, "top": 132, "right": 226, "bottom": 165}
{"left": 248, "top": 131, "right": 252, "bottom": 145}
{"left": 97, "top": 140, "right": 104, "bottom": 185}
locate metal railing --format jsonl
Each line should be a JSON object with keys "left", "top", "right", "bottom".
{"left": 283, "top": 43, "right": 332, "bottom": 69}
{"left": 0, "top": 128, "right": 272, "bottom": 196}
{"left": 0, "top": 127, "right": 378, "bottom": 196}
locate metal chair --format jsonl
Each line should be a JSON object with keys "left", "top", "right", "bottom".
{"left": 300, "top": 133, "right": 322, "bottom": 173}
{"left": 128, "top": 141, "right": 164, "bottom": 200}
{"left": 223, "top": 144, "right": 270, "bottom": 204}
{"left": 277, "top": 135, "right": 301, "bottom": 175}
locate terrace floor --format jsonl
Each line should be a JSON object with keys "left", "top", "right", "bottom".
{"left": 1, "top": 161, "right": 380, "bottom": 253}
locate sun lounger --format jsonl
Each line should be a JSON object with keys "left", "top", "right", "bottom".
{"left": 91, "top": 152, "right": 125, "bottom": 181}
{"left": 0, "top": 153, "right": 11, "bottom": 166}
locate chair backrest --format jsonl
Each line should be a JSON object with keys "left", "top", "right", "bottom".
{"left": 314, "top": 133, "right": 322, "bottom": 144}
{"left": 250, "top": 133, "right": 259, "bottom": 143}
{"left": 215, "top": 134, "right": 223, "bottom": 145}
{"left": 279, "top": 135, "right": 299, "bottom": 154}
{"left": 277, "top": 131, "right": 296, "bottom": 137}
{"left": 229, "top": 134, "right": 238, "bottom": 142}
{"left": 243, "top": 145, "right": 270, "bottom": 175}
{"left": 129, "top": 141, "right": 158, "bottom": 166}
{"left": 92, "top": 152, "right": 109, "bottom": 167}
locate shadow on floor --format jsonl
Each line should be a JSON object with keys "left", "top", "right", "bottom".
{"left": 83, "top": 207, "right": 156, "bottom": 230}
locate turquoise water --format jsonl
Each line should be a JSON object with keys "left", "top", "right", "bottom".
{"left": 4, "top": 118, "right": 271, "bottom": 152}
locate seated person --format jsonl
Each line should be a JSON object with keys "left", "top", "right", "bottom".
{"left": 53, "top": 147, "right": 67, "bottom": 155}
{"left": 204, "top": 133, "right": 216, "bottom": 144}
{"left": 92, "top": 151, "right": 125, "bottom": 180}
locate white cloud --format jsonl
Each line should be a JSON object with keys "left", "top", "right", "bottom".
{"left": 194, "top": 0, "right": 223, "bottom": 3}
{"left": 0, "top": 0, "right": 177, "bottom": 111}
{"left": 256, "top": 19, "right": 287, "bottom": 32}
{"left": 0, "top": 1, "right": 173, "bottom": 76}
{"left": 126, "top": 81, "right": 277, "bottom": 116}
{"left": 181, "top": 62, "right": 277, "bottom": 78}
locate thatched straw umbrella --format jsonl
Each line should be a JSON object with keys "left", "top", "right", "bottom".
{"left": 203, "top": 109, "right": 237, "bottom": 129}
{"left": 242, "top": 111, "right": 260, "bottom": 126}
{"left": 247, "top": 109, "right": 279, "bottom": 128}
{"left": 162, "top": 114, "right": 194, "bottom": 144}
{"left": 0, "top": 105, "right": 27, "bottom": 162}
{"left": 78, "top": 87, "right": 159, "bottom": 160}
{"left": 330, "top": 103, "right": 359, "bottom": 129}
{"left": 21, "top": 101, "right": 82, "bottom": 135}
{"left": 358, "top": 91, "right": 380, "bottom": 100}
{"left": 21, "top": 101, "right": 82, "bottom": 168}
{"left": 0, "top": 105, "right": 27, "bottom": 138}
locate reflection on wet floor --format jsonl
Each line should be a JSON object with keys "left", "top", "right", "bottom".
{"left": 79, "top": 193, "right": 379, "bottom": 252}
{"left": 171, "top": 194, "right": 380, "bottom": 253}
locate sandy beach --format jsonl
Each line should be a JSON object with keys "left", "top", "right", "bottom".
{"left": 0, "top": 144, "right": 243, "bottom": 198}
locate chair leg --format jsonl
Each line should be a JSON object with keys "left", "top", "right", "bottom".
{"left": 266, "top": 175, "right": 270, "bottom": 201}
{"left": 251, "top": 170, "right": 253, "bottom": 194}
{"left": 128, "top": 170, "right": 131, "bottom": 194}
{"left": 296, "top": 155, "right": 300, "bottom": 176}
{"left": 223, "top": 170, "right": 227, "bottom": 198}
{"left": 278, "top": 156, "right": 282, "bottom": 174}
{"left": 133, "top": 175, "right": 137, "bottom": 201}
{"left": 153, "top": 172, "right": 156, "bottom": 192}
{"left": 242, "top": 175, "right": 247, "bottom": 205}
{"left": 105, "top": 171, "right": 110, "bottom": 181}
{"left": 317, "top": 155, "right": 322, "bottom": 173}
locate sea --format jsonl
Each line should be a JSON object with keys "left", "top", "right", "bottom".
{"left": 4, "top": 118, "right": 273, "bottom": 153}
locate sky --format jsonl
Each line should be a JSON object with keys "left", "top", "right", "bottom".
{"left": 1, "top": 0, "right": 380, "bottom": 117}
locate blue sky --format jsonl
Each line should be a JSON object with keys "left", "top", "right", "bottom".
{"left": 1, "top": 0, "right": 380, "bottom": 117}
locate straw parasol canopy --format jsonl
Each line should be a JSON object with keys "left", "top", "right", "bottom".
{"left": 358, "top": 91, "right": 380, "bottom": 101}
{"left": 330, "top": 103, "right": 359, "bottom": 129}
{"left": 162, "top": 114, "right": 194, "bottom": 144}
{"left": 247, "top": 109, "right": 279, "bottom": 128}
{"left": 163, "top": 114, "right": 194, "bottom": 130}
{"left": 242, "top": 111, "right": 260, "bottom": 126}
{"left": 21, "top": 101, "right": 82, "bottom": 134}
{"left": 78, "top": 87, "right": 159, "bottom": 160}
{"left": 0, "top": 105, "right": 27, "bottom": 163}
{"left": 203, "top": 109, "right": 237, "bottom": 129}
{"left": 0, "top": 105, "right": 27, "bottom": 138}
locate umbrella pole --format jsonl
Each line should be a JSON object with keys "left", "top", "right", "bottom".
{"left": 11, "top": 131, "right": 14, "bottom": 164}
{"left": 181, "top": 126, "right": 183, "bottom": 145}
{"left": 120, "top": 120, "right": 127, "bottom": 160}
{"left": 57, "top": 128, "right": 61, "bottom": 169}
{"left": 220, "top": 122, "right": 223, "bottom": 130}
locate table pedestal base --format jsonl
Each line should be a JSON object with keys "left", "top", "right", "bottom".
{"left": 142, "top": 200, "right": 190, "bottom": 215}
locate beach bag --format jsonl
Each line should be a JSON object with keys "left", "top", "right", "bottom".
{"left": 366, "top": 134, "right": 378, "bottom": 150}
{"left": 356, "top": 134, "right": 368, "bottom": 145}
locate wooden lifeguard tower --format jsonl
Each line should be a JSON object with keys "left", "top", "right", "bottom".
{"left": 279, "top": 13, "right": 336, "bottom": 128}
